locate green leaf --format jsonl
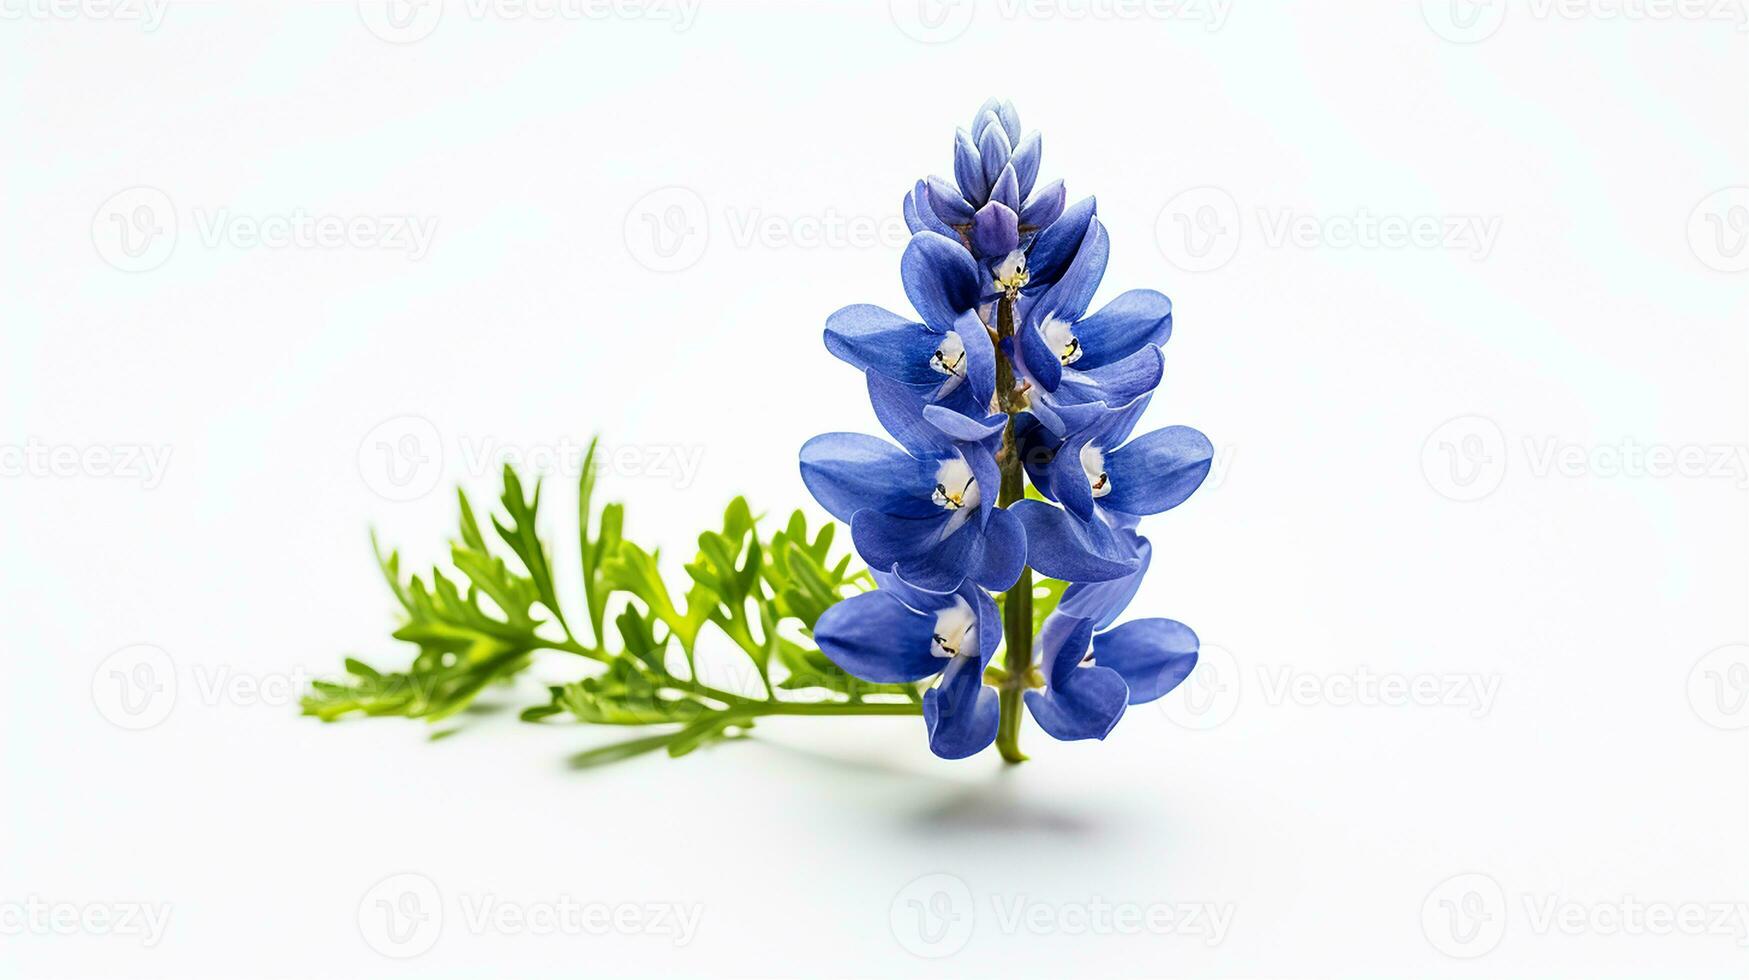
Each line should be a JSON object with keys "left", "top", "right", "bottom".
{"left": 494, "top": 466, "right": 571, "bottom": 638}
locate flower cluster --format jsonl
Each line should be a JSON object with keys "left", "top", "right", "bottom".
{"left": 800, "top": 99, "right": 1211, "bottom": 761}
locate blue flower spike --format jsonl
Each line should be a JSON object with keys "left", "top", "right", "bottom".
{"left": 803, "top": 100, "right": 1212, "bottom": 762}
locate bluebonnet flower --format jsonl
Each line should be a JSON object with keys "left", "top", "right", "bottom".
{"left": 799, "top": 372, "right": 1024, "bottom": 593}
{"left": 1012, "top": 397, "right": 1211, "bottom": 583}
{"left": 905, "top": 98, "right": 1067, "bottom": 265}
{"left": 802, "top": 99, "right": 1213, "bottom": 761}
{"left": 813, "top": 574, "right": 1000, "bottom": 758}
{"left": 824, "top": 232, "right": 995, "bottom": 415}
{"left": 1023, "top": 612, "right": 1199, "bottom": 741}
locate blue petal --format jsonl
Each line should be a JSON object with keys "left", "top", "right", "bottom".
{"left": 1008, "top": 500, "right": 1138, "bottom": 583}
{"left": 1101, "top": 426, "right": 1214, "bottom": 517}
{"left": 977, "top": 123, "right": 1012, "bottom": 189}
{"left": 1025, "top": 612, "right": 1127, "bottom": 740}
{"left": 1093, "top": 618, "right": 1199, "bottom": 704}
{"left": 1018, "top": 316, "right": 1062, "bottom": 393}
{"left": 973, "top": 585, "right": 1002, "bottom": 662}
{"left": 1037, "top": 401, "right": 1115, "bottom": 520}
{"left": 799, "top": 433, "right": 935, "bottom": 523}
{"left": 1073, "top": 289, "right": 1173, "bottom": 370}
{"left": 866, "top": 371, "right": 956, "bottom": 459}
{"left": 925, "top": 176, "right": 974, "bottom": 225}
{"left": 971, "top": 201, "right": 1020, "bottom": 260}
{"left": 951, "top": 308, "right": 996, "bottom": 410}
{"left": 1036, "top": 219, "right": 1109, "bottom": 323}
{"left": 1036, "top": 612, "right": 1095, "bottom": 688}
{"left": 902, "top": 232, "right": 980, "bottom": 331}
{"left": 994, "top": 100, "right": 1022, "bottom": 146}
{"left": 906, "top": 180, "right": 955, "bottom": 238}
{"left": 971, "top": 98, "right": 1002, "bottom": 141}
{"left": 953, "top": 129, "right": 988, "bottom": 205}
{"left": 924, "top": 656, "right": 999, "bottom": 759}
{"left": 1009, "top": 132, "right": 1041, "bottom": 201}
{"left": 923, "top": 403, "right": 1005, "bottom": 444}
{"left": 1058, "top": 529, "right": 1150, "bottom": 630}
{"left": 813, "top": 588, "right": 947, "bottom": 683}
{"left": 988, "top": 164, "right": 1020, "bottom": 213}
{"left": 1027, "top": 195, "right": 1095, "bottom": 285}
{"left": 1098, "top": 393, "right": 1152, "bottom": 449}
{"left": 1024, "top": 666, "right": 1128, "bottom": 741}
{"left": 1057, "top": 345, "right": 1165, "bottom": 408}
{"left": 823, "top": 305, "right": 942, "bottom": 385}
{"left": 1019, "top": 179, "right": 1065, "bottom": 231}
{"left": 856, "top": 510, "right": 978, "bottom": 594}
{"left": 970, "top": 506, "right": 1025, "bottom": 591}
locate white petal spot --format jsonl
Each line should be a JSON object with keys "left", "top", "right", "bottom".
{"left": 930, "top": 330, "right": 967, "bottom": 382}
{"left": 930, "top": 595, "right": 977, "bottom": 659}
{"left": 993, "top": 249, "right": 1030, "bottom": 295}
{"left": 1041, "top": 314, "right": 1083, "bottom": 366}
{"left": 1080, "top": 443, "right": 1111, "bottom": 498}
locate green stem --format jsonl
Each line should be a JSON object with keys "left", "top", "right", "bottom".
{"left": 993, "top": 292, "right": 1032, "bottom": 765}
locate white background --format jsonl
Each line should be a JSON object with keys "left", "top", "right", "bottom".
{"left": 3, "top": 1, "right": 1747, "bottom": 977}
